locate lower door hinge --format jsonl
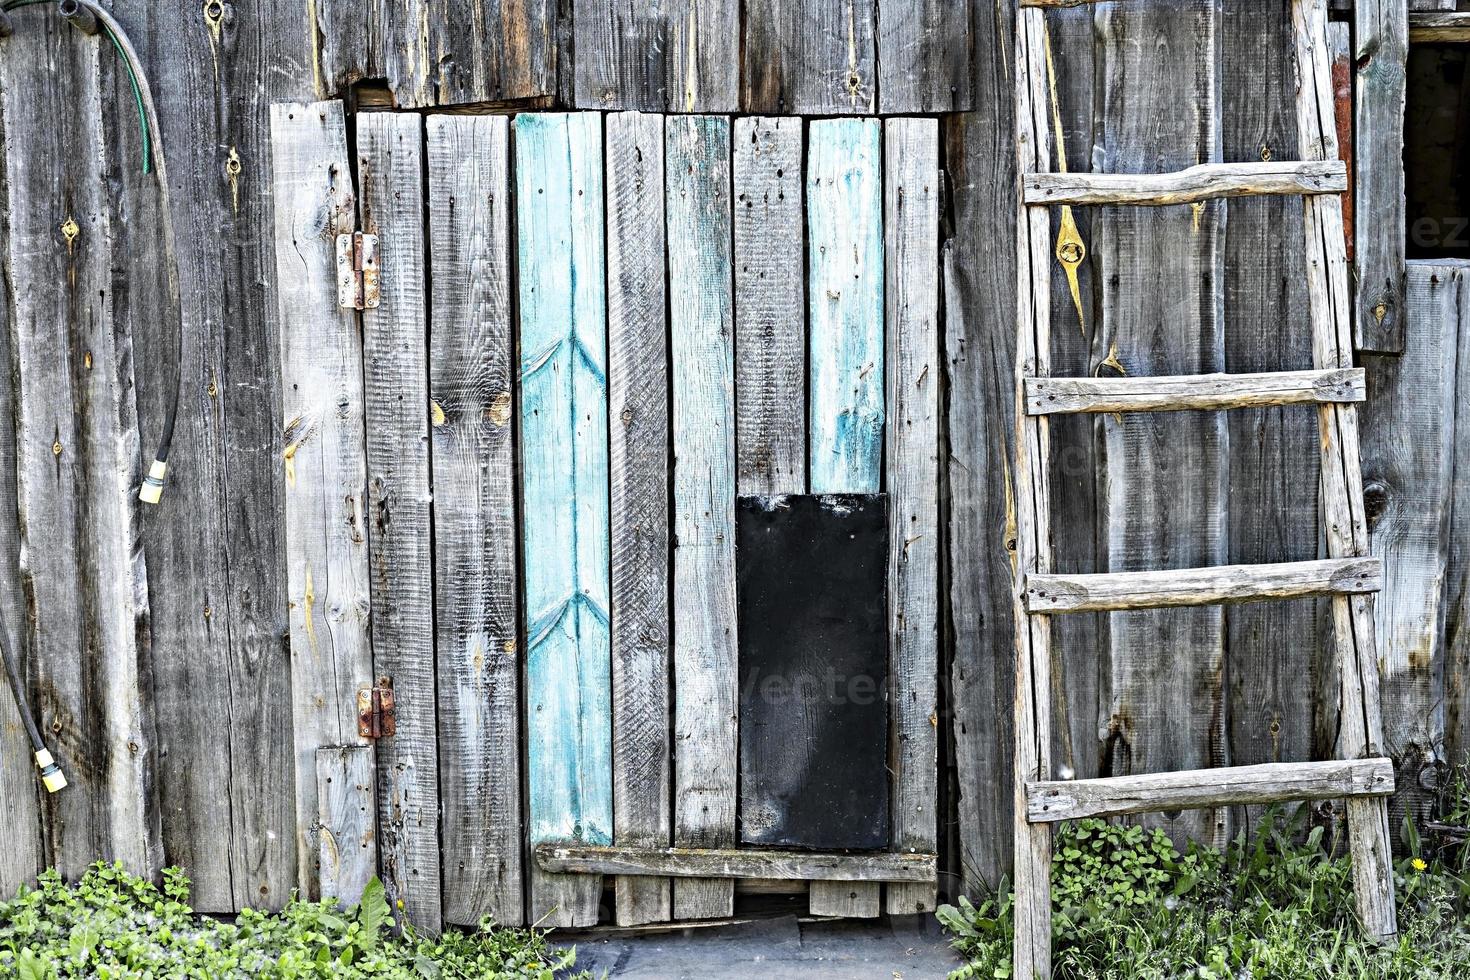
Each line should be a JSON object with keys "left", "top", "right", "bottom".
{"left": 336, "top": 231, "right": 380, "bottom": 310}
{"left": 357, "top": 678, "right": 395, "bottom": 739}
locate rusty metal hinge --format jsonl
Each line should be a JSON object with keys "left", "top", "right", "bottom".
{"left": 357, "top": 678, "right": 395, "bottom": 739}
{"left": 336, "top": 232, "right": 380, "bottom": 310}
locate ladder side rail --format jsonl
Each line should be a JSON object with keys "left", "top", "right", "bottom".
{"left": 1291, "top": 0, "right": 1397, "bottom": 940}
{"left": 1012, "top": 7, "right": 1056, "bottom": 979}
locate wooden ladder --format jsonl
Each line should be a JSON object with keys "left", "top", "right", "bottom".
{"left": 1010, "top": 1, "right": 1398, "bottom": 976}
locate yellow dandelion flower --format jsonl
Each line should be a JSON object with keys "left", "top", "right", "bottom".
{"left": 1412, "top": 858, "right": 1428, "bottom": 872}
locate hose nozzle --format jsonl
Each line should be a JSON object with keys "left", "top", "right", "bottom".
{"left": 58, "top": 0, "right": 99, "bottom": 35}
{"left": 35, "top": 749, "right": 66, "bottom": 793}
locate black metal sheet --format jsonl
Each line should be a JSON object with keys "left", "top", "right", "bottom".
{"left": 736, "top": 493, "right": 889, "bottom": 850}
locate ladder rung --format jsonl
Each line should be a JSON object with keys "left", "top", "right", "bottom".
{"left": 1026, "top": 759, "right": 1395, "bottom": 824}
{"left": 1023, "top": 161, "right": 1347, "bottom": 207}
{"left": 1024, "top": 558, "right": 1380, "bottom": 614}
{"left": 1024, "top": 368, "right": 1365, "bottom": 416}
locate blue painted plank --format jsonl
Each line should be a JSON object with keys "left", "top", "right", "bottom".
{"left": 808, "top": 118, "right": 885, "bottom": 494}
{"left": 514, "top": 112, "right": 612, "bottom": 925}
{"left": 666, "top": 114, "right": 737, "bottom": 921}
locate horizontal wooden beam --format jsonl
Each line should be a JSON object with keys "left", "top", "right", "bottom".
{"left": 534, "top": 845, "right": 937, "bottom": 883}
{"left": 1410, "top": 13, "right": 1470, "bottom": 43}
{"left": 1024, "top": 557, "right": 1381, "bottom": 614}
{"left": 1023, "top": 161, "right": 1347, "bottom": 207}
{"left": 1024, "top": 368, "right": 1365, "bottom": 415}
{"left": 1026, "top": 759, "right": 1395, "bottom": 823}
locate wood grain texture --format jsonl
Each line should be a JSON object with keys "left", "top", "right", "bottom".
{"left": 807, "top": 116, "right": 885, "bottom": 919}
{"left": 808, "top": 118, "right": 884, "bottom": 496}
{"left": 316, "top": 746, "right": 377, "bottom": 905}
{"left": 1353, "top": 0, "right": 1408, "bottom": 352}
{"left": 1360, "top": 263, "right": 1463, "bottom": 844}
{"left": 313, "top": 0, "right": 556, "bottom": 108}
{"left": 427, "top": 114, "right": 524, "bottom": 928}
{"left": 742, "top": 0, "right": 877, "bottom": 115}
{"left": 537, "top": 845, "right": 936, "bottom": 882}
{"left": 1024, "top": 160, "right": 1346, "bottom": 207}
{"left": 876, "top": 0, "right": 973, "bottom": 113}
{"left": 667, "top": 114, "right": 737, "bottom": 921}
{"left": 356, "top": 112, "right": 442, "bottom": 932}
{"left": 573, "top": 0, "right": 738, "bottom": 111}
{"left": 270, "top": 100, "right": 374, "bottom": 902}
{"left": 884, "top": 117, "right": 940, "bottom": 918}
{"left": 1092, "top": 0, "right": 1229, "bottom": 857}
{"left": 1293, "top": 0, "right": 1397, "bottom": 938}
{"left": 515, "top": 111, "right": 612, "bottom": 929}
{"left": 1027, "top": 759, "right": 1395, "bottom": 823}
{"left": 1443, "top": 262, "right": 1470, "bottom": 770}
{"left": 1, "top": 18, "right": 160, "bottom": 880}
{"left": 111, "top": 0, "right": 305, "bottom": 913}
{"left": 605, "top": 111, "right": 671, "bottom": 927}
{"left": 733, "top": 117, "right": 805, "bottom": 497}
{"left": 1409, "top": 13, "right": 1470, "bottom": 42}
{"left": 1025, "top": 369, "right": 1365, "bottom": 415}
{"left": 1026, "top": 558, "right": 1383, "bottom": 614}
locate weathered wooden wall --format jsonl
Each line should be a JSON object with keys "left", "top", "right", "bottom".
{"left": 0, "top": 0, "right": 1467, "bottom": 925}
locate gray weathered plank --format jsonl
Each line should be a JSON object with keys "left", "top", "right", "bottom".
{"left": 313, "top": 0, "right": 557, "bottom": 108}
{"left": 1027, "top": 758, "right": 1395, "bottom": 823}
{"left": 606, "top": 110, "right": 671, "bottom": 927}
{"left": 1354, "top": 0, "right": 1408, "bottom": 352}
{"left": 1092, "top": 0, "right": 1230, "bottom": 857}
{"left": 0, "top": 16, "right": 160, "bottom": 881}
{"left": 733, "top": 117, "right": 805, "bottom": 497}
{"left": 316, "top": 746, "right": 377, "bottom": 906}
{"left": 356, "top": 111, "right": 441, "bottom": 932}
{"left": 1409, "top": 13, "right": 1470, "bottom": 41}
{"left": 1360, "top": 263, "right": 1463, "bottom": 841}
{"left": 876, "top": 0, "right": 973, "bottom": 113}
{"left": 1443, "top": 263, "right": 1470, "bottom": 767}
{"left": 270, "top": 100, "right": 375, "bottom": 901}
{"left": 426, "top": 114, "right": 524, "bottom": 928}
{"left": 883, "top": 117, "right": 940, "bottom": 918}
{"left": 742, "top": 0, "right": 877, "bottom": 115}
{"left": 1025, "top": 368, "right": 1365, "bottom": 415}
{"left": 537, "top": 846, "right": 937, "bottom": 882}
{"left": 574, "top": 1, "right": 738, "bottom": 112}
{"left": 667, "top": 115, "right": 737, "bottom": 921}
{"left": 1024, "top": 160, "right": 1347, "bottom": 207}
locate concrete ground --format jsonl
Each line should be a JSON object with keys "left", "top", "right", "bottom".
{"left": 557, "top": 913, "right": 962, "bottom": 979}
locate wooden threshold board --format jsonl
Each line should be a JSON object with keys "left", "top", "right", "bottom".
{"left": 536, "top": 845, "right": 936, "bottom": 883}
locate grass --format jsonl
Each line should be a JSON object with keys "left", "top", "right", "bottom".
{"left": 937, "top": 804, "right": 1470, "bottom": 979}
{"left": 0, "top": 865, "right": 591, "bottom": 979}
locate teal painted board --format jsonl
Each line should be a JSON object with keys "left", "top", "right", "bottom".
{"left": 808, "top": 119, "right": 885, "bottom": 494}
{"left": 514, "top": 112, "right": 612, "bottom": 928}
{"left": 667, "top": 115, "right": 738, "bottom": 921}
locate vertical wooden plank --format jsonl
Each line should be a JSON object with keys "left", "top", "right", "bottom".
{"left": 316, "top": 746, "right": 378, "bottom": 905}
{"left": 943, "top": 0, "right": 1019, "bottom": 899}
{"left": 876, "top": 1, "right": 973, "bottom": 113}
{"left": 606, "top": 110, "right": 671, "bottom": 927}
{"left": 1011, "top": 10, "right": 1056, "bottom": 975}
{"left": 0, "top": 70, "right": 43, "bottom": 896}
{"left": 884, "top": 118, "right": 940, "bottom": 917}
{"left": 313, "top": 0, "right": 557, "bottom": 108}
{"left": 808, "top": 118, "right": 884, "bottom": 497}
{"left": 734, "top": 117, "right": 805, "bottom": 497}
{"left": 0, "top": 16, "right": 160, "bottom": 880}
{"left": 270, "top": 100, "right": 374, "bottom": 901}
{"left": 1444, "top": 262, "right": 1470, "bottom": 765}
{"left": 356, "top": 112, "right": 442, "bottom": 932}
{"left": 1221, "top": 2, "right": 1323, "bottom": 818}
{"left": 1360, "top": 262, "right": 1461, "bottom": 834}
{"left": 807, "top": 116, "right": 883, "bottom": 918}
{"left": 742, "top": 1, "right": 877, "bottom": 115}
{"left": 515, "top": 111, "right": 612, "bottom": 928}
{"left": 113, "top": 0, "right": 305, "bottom": 914}
{"left": 574, "top": 0, "right": 739, "bottom": 112}
{"left": 666, "top": 114, "right": 737, "bottom": 921}
{"left": 427, "top": 114, "right": 524, "bottom": 928}
{"left": 1353, "top": 0, "right": 1408, "bottom": 353}
{"left": 1093, "top": 0, "right": 1230, "bottom": 851}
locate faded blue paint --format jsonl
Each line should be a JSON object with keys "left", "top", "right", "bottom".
{"left": 808, "top": 118, "right": 885, "bottom": 494}
{"left": 515, "top": 112, "right": 613, "bottom": 848}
